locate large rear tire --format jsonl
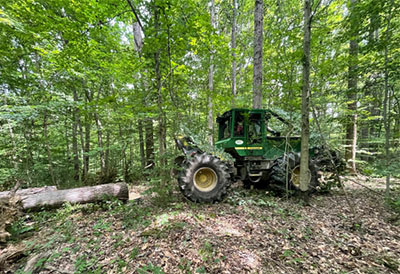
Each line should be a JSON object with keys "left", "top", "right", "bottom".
{"left": 178, "top": 153, "right": 231, "bottom": 203}
{"left": 269, "top": 153, "right": 318, "bottom": 193}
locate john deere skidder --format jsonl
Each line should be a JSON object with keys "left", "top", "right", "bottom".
{"left": 175, "top": 108, "right": 320, "bottom": 203}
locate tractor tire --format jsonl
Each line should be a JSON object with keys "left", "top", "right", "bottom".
{"left": 178, "top": 152, "right": 231, "bottom": 203}
{"left": 269, "top": 153, "right": 318, "bottom": 193}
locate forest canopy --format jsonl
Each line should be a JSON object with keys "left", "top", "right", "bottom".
{"left": 0, "top": 0, "right": 399, "bottom": 190}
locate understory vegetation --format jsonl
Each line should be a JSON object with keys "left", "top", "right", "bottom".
{"left": 2, "top": 177, "right": 400, "bottom": 273}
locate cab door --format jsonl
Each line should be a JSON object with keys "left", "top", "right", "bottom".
{"left": 246, "top": 112, "right": 265, "bottom": 156}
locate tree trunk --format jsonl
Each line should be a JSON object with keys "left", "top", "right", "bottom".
{"left": 154, "top": 4, "right": 166, "bottom": 169}
{"left": 138, "top": 119, "right": 146, "bottom": 168}
{"left": 345, "top": 0, "right": 358, "bottom": 173}
{"left": 231, "top": 0, "right": 237, "bottom": 107}
{"left": 105, "top": 131, "right": 110, "bottom": 175}
{"left": 4, "top": 98, "right": 19, "bottom": 172}
{"left": 253, "top": 0, "right": 263, "bottom": 109}
{"left": 65, "top": 114, "right": 70, "bottom": 161}
{"left": 83, "top": 90, "right": 91, "bottom": 180}
{"left": 21, "top": 183, "right": 129, "bottom": 210}
{"left": 0, "top": 186, "right": 57, "bottom": 199}
{"left": 78, "top": 109, "right": 85, "bottom": 176}
{"left": 94, "top": 112, "right": 106, "bottom": 173}
{"left": 23, "top": 122, "right": 34, "bottom": 186}
{"left": 394, "top": 96, "right": 400, "bottom": 138}
{"left": 208, "top": 0, "right": 216, "bottom": 145}
{"left": 145, "top": 118, "right": 154, "bottom": 167}
{"left": 383, "top": 0, "right": 393, "bottom": 198}
{"left": 72, "top": 90, "right": 80, "bottom": 181}
{"left": 43, "top": 110, "right": 57, "bottom": 186}
{"left": 299, "top": 0, "right": 311, "bottom": 195}
{"left": 94, "top": 90, "right": 106, "bottom": 173}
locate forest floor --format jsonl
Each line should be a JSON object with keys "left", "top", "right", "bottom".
{"left": 1, "top": 175, "right": 400, "bottom": 274}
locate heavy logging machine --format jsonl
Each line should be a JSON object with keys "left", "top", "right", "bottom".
{"left": 175, "top": 108, "right": 325, "bottom": 203}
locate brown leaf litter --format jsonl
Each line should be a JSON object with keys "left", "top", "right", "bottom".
{"left": 1, "top": 175, "right": 399, "bottom": 273}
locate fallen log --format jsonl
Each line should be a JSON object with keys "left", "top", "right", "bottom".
{"left": 21, "top": 183, "right": 129, "bottom": 210}
{"left": 0, "top": 186, "right": 57, "bottom": 199}
{"left": 0, "top": 244, "right": 26, "bottom": 271}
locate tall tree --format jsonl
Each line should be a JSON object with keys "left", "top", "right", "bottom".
{"left": 42, "top": 109, "right": 56, "bottom": 186}
{"left": 83, "top": 88, "right": 91, "bottom": 181}
{"left": 383, "top": 0, "right": 394, "bottom": 197}
{"left": 231, "top": 0, "right": 237, "bottom": 106}
{"left": 153, "top": 3, "right": 166, "bottom": 169}
{"left": 299, "top": 0, "right": 312, "bottom": 195}
{"left": 345, "top": 0, "right": 359, "bottom": 173}
{"left": 72, "top": 89, "right": 81, "bottom": 181}
{"left": 253, "top": 0, "right": 263, "bottom": 109}
{"left": 208, "top": 0, "right": 216, "bottom": 145}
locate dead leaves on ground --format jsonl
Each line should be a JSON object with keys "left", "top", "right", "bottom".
{"left": 2, "top": 176, "right": 400, "bottom": 273}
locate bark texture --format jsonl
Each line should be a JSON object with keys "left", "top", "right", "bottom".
{"left": 231, "top": 0, "right": 237, "bottom": 106}
{"left": 72, "top": 89, "right": 80, "bottom": 181}
{"left": 345, "top": 0, "right": 358, "bottom": 173}
{"left": 299, "top": 0, "right": 311, "bottom": 193}
{"left": 21, "top": 183, "right": 129, "bottom": 210}
{"left": 253, "top": 0, "right": 263, "bottom": 109}
{"left": 0, "top": 186, "right": 57, "bottom": 199}
{"left": 145, "top": 118, "right": 154, "bottom": 167}
{"left": 383, "top": 0, "right": 394, "bottom": 197}
{"left": 208, "top": 0, "right": 216, "bottom": 145}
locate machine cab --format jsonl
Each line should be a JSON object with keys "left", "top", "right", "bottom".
{"left": 216, "top": 109, "right": 266, "bottom": 157}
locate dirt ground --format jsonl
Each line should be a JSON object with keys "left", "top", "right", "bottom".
{"left": 1, "top": 176, "right": 400, "bottom": 273}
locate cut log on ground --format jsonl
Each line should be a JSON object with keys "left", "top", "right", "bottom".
{"left": 21, "top": 183, "right": 129, "bottom": 210}
{"left": 0, "top": 186, "right": 57, "bottom": 199}
{"left": 0, "top": 244, "right": 26, "bottom": 271}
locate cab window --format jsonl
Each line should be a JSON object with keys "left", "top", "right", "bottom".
{"left": 234, "top": 112, "right": 244, "bottom": 137}
{"left": 219, "top": 118, "right": 231, "bottom": 140}
{"left": 249, "top": 113, "right": 262, "bottom": 144}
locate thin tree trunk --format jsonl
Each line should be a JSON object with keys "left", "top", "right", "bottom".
{"left": 383, "top": 0, "right": 393, "bottom": 198}
{"left": 231, "top": 0, "right": 237, "bottom": 107}
{"left": 138, "top": 119, "right": 146, "bottom": 168}
{"left": 94, "top": 89, "right": 106, "bottom": 173}
{"left": 72, "top": 90, "right": 80, "bottom": 181}
{"left": 105, "top": 131, "right": 110, "bottom": 175}
{"left": 253, "top": 0, "right": 263, "bottom": 109}
{"left": 154, "top": 4, "right": 166, "bottom": 169}
{"left": 77, "top": 108, "right": 85, "bottom": 177}
{"left": 360, "top": 88, "right": 370, "bottom": 161}
{"left": 43, "top": 110, "right": 57, "bottom": 186}
{"left": 2, "top": 97, "right": 19, "bottom": 177}
{"left": 23, "top": 122, "right": 34, "bottom": 186}
{"left": 299, "top": 0, "right": 311, "bottom": 195}
{"left": 94, "top": 112, "right": 106, "bottom": 173}
{"left": 132, "top": 18, "right": 146, "bottom": 170}
{"left": 119, "top": 124, "right": 128, "bottom": 182}
{"left": 65, "top": 113, "right": 70, "bottom": 161}
{"left": 395, "top": 96, "right": 400, "bottom": 136}
{"left": 208, "top": 0, "right": 215, "bottom": 145}
{"left": 145, "top": 118, "right": 154, "bottom": 167}
{"left": 83, "top": 89, "right": 91, "bottom": 180}
{"left": 7, "top": 121, "right": 18, "bottom": 172}
{"left": 346, "top": 0, "right": 358, "bottom": 173}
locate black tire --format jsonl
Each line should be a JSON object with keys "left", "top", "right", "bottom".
{"left": 178, "top": 152, "right": 231, "bottom": 203}
{"left": 269, "top": 153, "right": 318, "bottom": 193}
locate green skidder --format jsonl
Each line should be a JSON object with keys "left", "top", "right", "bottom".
{"left": 175, "top": 109, "right": 323, "bottom": 203}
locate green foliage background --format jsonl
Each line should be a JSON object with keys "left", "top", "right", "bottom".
{"left": 0, "top": 0, "right": 399, "bottom": 190}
